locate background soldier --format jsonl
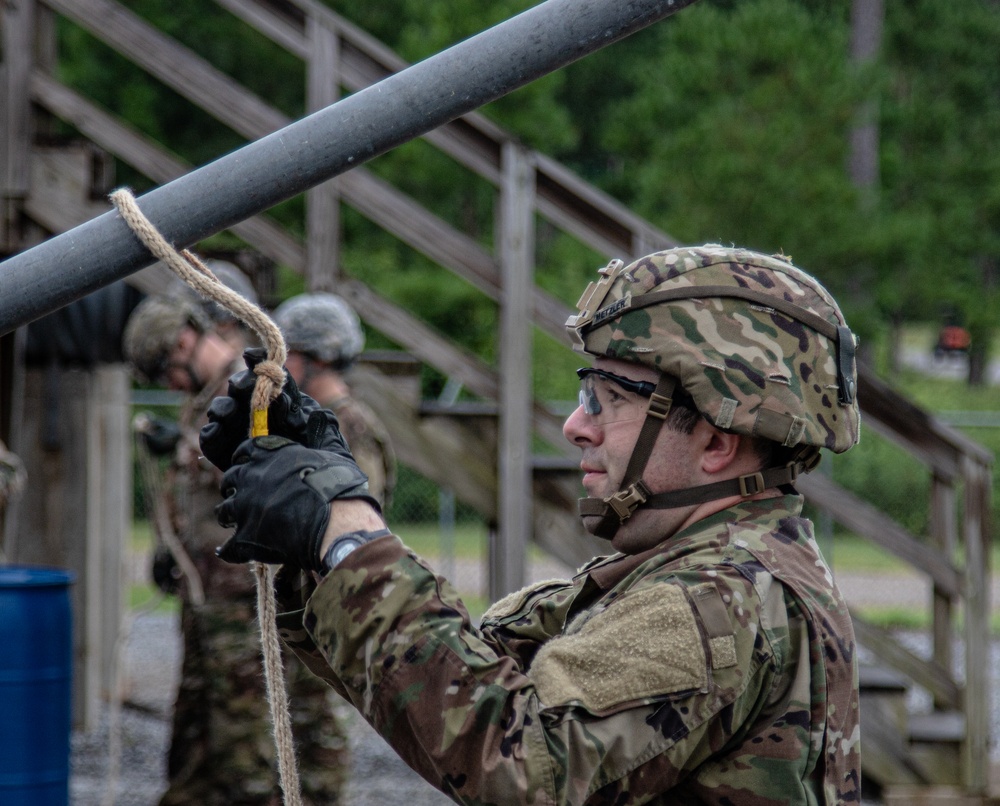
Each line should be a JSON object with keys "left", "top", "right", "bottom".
{"left": 167, "top": 259, "right": 262, "bottom": 351}
{"left": 202, "top": 245, "right": 862, "bottom": 804}
{"left": 269, "top": 290, "right": 397, "bottom": 800}
{"left": 0, "top": 439, "right": 26, "bottom": 538}
{"left": 124, "top": 284, "right": 355, "bottom": 805}
{"left": 273, "top": 291, "right": 395, "bottom": 506}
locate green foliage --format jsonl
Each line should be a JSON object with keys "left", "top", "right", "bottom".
{"left": 51, "top": 0, "right": 1000, "bottom": 398}
{"left": 600, "top": 0, "right": 869, "bottom": 313}
{"left": 876, "top": 0, "right": 1000, "bottom": 377}
{"left": 825, "top": 432, "right": 931, "bottom": 536}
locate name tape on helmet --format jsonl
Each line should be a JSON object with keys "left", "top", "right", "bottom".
{"left": 565, "top": 258, "right": 629, "bottom": 349}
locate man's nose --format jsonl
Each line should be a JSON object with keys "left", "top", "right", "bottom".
{"left": 563, "top": 404, "right": 602, "bottom": 446}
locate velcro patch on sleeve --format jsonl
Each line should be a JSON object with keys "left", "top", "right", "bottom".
{"left": 530, "top": 584, "right": 706, "bottom": 712}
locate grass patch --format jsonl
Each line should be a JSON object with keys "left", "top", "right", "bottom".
{"left": 895, "top": 369, "right": 1000, "bottom": 414}
{"left": 851, "top": 605, "right": 931, "bottom": 632}
{"left": 128, "top": 582, "right": 179, "bottom": 614}
{"left": 853, "top": 607, "right": 1000, "bottom": 636}
{"left": 391, "top": 521, "right": 488, "bottom": 559}
{"left": 822, "top": 533, "right": 914, "bottom": 573}
{"left": 132, "top": 519, "right": 154, "bottom": 551}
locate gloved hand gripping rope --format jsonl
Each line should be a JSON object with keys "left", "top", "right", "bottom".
{"left": 110, "top": 188, "right": 304, "bottom": 806}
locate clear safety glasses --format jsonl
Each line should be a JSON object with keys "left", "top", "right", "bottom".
{"left": 576, "top": 367, "right": 656, "bottom": 425}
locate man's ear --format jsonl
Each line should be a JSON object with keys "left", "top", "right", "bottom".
{"left": 698, "top": 422, "right": 742, "bottom": 475}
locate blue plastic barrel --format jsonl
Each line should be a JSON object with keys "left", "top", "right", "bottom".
{"left": 0, "top": 565, "right": 75, "bottom": 806}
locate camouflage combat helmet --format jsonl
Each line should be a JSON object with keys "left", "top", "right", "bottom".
{"left": 123, "top": 296, "right": 211, "bottom": 384}
{"left": 273, "top": 292, "right": 364, "bottom": 369}
{"left": 566, "top": 244, "right": 860, "bottom": 538}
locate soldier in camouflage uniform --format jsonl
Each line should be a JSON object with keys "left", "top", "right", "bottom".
{"left": 124, "top": 294, "right": 266, "bottom": 805}
{"left": 273, "top": 292, "right": 396, "bottom": 507}
{"left": 202, "top": 245, "right": 862, "bottom": 804}
{"left": 126, "top": 288, "right": 357, "bottom": 805}
{"left": 272, "top": 291, "right": 396, "bottom": 799}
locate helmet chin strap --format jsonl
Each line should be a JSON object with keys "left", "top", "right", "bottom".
{"left": 578, "top": 374, "right": 676, "bottom": 540}
{"left": 578, "top": 374, "right": 814, "bottom": 541}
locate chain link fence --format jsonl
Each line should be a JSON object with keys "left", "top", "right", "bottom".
{"left": 383, "top": 464, "right": 490, "bottom": 604}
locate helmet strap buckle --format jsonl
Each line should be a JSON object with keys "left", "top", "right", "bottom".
{"left": 646, "top": 392, "right": 672, "bottom": 420}
{"left": 605, "top": 480, "right": 650, "bottom": 519}
{"left": 738, "top": 472, "right": 766, "bottom": 497}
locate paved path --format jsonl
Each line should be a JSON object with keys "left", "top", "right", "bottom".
{"left": 901, "top": 347, "right": 1000, "bottom": 386}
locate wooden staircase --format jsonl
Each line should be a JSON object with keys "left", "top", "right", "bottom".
{"left": 1, "top": 0, "right": 994, "bottom": 799}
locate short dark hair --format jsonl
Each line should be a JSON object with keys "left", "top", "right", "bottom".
{"left": 663, "top": 388, "right": 702, "bottom": 435}
{"left": 665, "top": 389, "right": 794, "bottom": 472}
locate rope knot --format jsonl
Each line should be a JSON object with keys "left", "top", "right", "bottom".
{"left": 251, "top": 360, "right": 288, "bottom": 414}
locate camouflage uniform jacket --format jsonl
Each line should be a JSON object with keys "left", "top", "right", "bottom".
{"left": 167, "top": 358, "right": 252, "bottom": 601}
{"left": 278, "top": 494, "right": 861, "bottom": 805}
{"left": 321, "top": 393, "right": 396, "bottom": 509}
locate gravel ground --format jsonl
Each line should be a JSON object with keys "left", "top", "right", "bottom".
{"left": 69, "top": 563, "right": 1000, "bottom": 806}
{"left": 70, "top": 608, "right": 452, "bottom": 806}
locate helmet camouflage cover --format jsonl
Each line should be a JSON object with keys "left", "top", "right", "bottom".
{"left": 123, "top": 296, "right": 211, "bottom": 384}
{"left": 273, "top": 292, "right": 364, "bottom": 368}
{"left": 567, "top": 244, "right": 860, "bottom": 454}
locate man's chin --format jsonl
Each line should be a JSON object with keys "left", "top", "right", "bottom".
{"left": 580, "top": 514, "right": 604, "bottom": 537}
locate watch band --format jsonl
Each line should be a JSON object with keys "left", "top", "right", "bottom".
{"left": 319, "top": 528, "right": 392, "bottom": 575}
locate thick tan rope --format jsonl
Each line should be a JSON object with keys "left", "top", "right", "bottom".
{"left": 111, "top": 187, "right": 303, "bottom": 806}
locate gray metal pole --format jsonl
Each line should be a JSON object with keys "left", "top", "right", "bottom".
{"left": 0, "top": 0, "right": 698, "bottom": 334}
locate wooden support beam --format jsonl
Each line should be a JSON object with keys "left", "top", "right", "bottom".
{"left": 851, "top": 616, "right": 961, "bottom": 710}
{"left": 1, "top": 0, "right": 34, "bottom": 251}
{"left": 306, "top": 15, "right": 342, "bottom": 290}
{"left": 492, "top": 143, "right": 535, "bottom": 598}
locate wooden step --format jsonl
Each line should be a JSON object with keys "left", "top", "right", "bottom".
{"left": 910, "top": 710, "right": 966, "bottom": 744}
{"left": 859, "top": 662, "right": 909, "bottom": 693}
{"left": 882, "top": 785, "right": 1000, "bottom": 806}
{"left": 906, "top": 710, "right": 965, "bottom": 787}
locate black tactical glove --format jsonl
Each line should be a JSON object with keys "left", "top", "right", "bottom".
{"left": 151, "top": 547, "right": 181, "bottom": 595}
{"left": 214, "top": 431, "right": 379, "bottom": 570}
{"left": 199, "top": 347, "right": 335, "bottom": 471}
{"left": 139, "top": 416, "right": 183, "bottom": 456}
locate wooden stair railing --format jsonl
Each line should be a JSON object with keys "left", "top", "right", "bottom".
{"left": 3, "top": 0, "right": 993, "bottom": 794}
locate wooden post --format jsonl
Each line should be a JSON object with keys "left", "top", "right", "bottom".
{"left": 491, "top": 142, "right": 534, "bottom": 599}
{"left": 6, "top": 364, "right": 130, "bottom": 729}
{"left": 1, "top": 0, "right": 34, "bottom": 251}
{"left": 961, "top": 456, "right": 991, "bottom": 794}
{"left": 306, "top": 14, "right": 342, "bottom": 290}
{"left": 92, "top": 366, "right": 130, "bottom": 700}
{"left": 929, "top": 473, "right": 956, "bottom": 705}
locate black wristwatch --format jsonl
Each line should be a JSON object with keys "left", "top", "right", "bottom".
{"left": 319, "top": 528, "right": 392, "bottom": 576}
